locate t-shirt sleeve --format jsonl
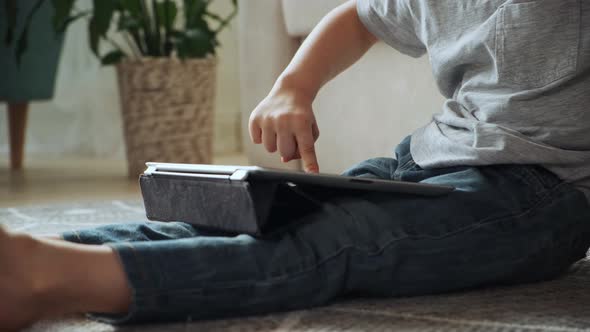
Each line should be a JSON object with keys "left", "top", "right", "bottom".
{"left": 357, "top": 0, "right": 427, "bottom": 58}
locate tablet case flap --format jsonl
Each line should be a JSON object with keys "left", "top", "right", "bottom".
{"left": 139, "top": 174, "right": 326, "bottom": 236}
{"left": 140, "top": 174, "right": 278, "bottom": 235}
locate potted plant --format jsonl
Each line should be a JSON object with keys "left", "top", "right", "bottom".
{"left": 23, "top": 0, "right": 237, "bottom": 177}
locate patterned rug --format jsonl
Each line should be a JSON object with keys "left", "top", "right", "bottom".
{"left": 1, "top": 200, "right": 589, "bottom": 332}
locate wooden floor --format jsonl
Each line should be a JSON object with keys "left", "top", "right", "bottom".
{"left": 0, "top": 154, "right": 249, "bottom": 208}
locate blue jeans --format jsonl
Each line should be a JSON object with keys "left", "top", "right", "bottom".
{"left": 62, "top": 137, "right": 590, "bottom": 324}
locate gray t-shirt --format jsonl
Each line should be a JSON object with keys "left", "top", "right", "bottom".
{"left": 357, "top": 0, "right": 590, "bottom": 200}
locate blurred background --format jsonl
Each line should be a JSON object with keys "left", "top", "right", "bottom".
{"left": 0, "top": 0, "right": 241, "bottom": 160}
{"left": 1, "top": 0, "right": 244, "bottom": 206}
{"left": 1, "top": 0, "right": 442, "bottom": 208}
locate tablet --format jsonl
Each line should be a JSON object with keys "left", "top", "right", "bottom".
{"left": 143, "top": 162, "right": 454, "bottom": 196}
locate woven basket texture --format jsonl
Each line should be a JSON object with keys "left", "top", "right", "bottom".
{"left": 116, "top": 57, "right": 217, "bottom": 178}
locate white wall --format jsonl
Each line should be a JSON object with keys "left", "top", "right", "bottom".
{"left": 210, "top": 0, "right": 242, "bottom": 154}
{"left": 0, "top": 0, "right": 241, "bottom": 162}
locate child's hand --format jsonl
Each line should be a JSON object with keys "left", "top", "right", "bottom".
{"left": 249, "top": 88, "right": 320, "bottom": 173}
{"left": 247, "top": 0, "right": 376, "bottom": 174}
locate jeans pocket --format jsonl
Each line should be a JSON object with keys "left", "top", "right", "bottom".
{"left": 496, "top": 0, "right": 580, "bottom": 89}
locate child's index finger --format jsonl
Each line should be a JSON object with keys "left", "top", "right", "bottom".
{"left": 296, "top": 131, "right": 320, "bottom": 173}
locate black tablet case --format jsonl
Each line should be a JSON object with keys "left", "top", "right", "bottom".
{"left": 139, "top": 174, "right": 325, "bottom": 236}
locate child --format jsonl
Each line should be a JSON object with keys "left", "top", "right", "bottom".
{"left": 2, "top": 0, "right": 590, "bottom": 329}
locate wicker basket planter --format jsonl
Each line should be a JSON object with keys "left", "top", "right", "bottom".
{"left": 116, "top": 57, "right": 217, "bottom": 178}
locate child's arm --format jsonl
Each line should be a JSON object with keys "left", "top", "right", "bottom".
{"left": 249, "top": 0, "right": 378, "bottom": 173}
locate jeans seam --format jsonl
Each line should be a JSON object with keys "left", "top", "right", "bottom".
{"left": 393, "top": 158, "right": 416, "bottom": 180}
{"left": 72, "top": 229, "right": 83, "bottom": 243}
{"left": 397, "top": 158, "right": 415, "bottom": 172}
{"left": 117, "top": 242, "right": 152, "bottom": 292}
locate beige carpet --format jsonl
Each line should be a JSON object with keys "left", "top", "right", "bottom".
{"left": 1, "top": 200, "right": 589, "bottom": 332}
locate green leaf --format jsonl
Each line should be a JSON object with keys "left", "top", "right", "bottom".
{"left": 184, "top": 0, "right": 208, "bottom": 30}
{"left": 204, "top": 11, "right": 223, "bottom": 23}
{"left": 88, "top": 16, "right": 100, "bottom": 56}
{"left": 187, "top": 15, "right": 213, "bottom": 35}
{"left": 201, "top": 0, "right": 237, "bottom": 36}
{"left": 117, "top": 13, "right": 145, "bottom": 54}
{"left": 172, "top": 28, "right": 214, "bottom": 59}
{"left": 91, "top": 0, "right": 116, "bottom": 37}
{"left": 139, "top": 0, "right": 158, "bottom": 55}
{"left": 155, "top": 0, "right": 177, "bottom": 55}
{"left": 155, "top": 0, "right": 177, "bottom": 32}
{"left": 101, "top": 49, "right": 125, "bottom": 65}
{"left": 120, "top": 0, "right": 142, "bottom": 17}
{"left": 212, "top": 0, "right": 237, "bottom": 34}
{"left": 117, "top": 14, "right": 141, "bottom": 31}
{"left": 87, "top": 0, "right": 117, "bottom": 58}
{"left": 151, "top": 0, "right": 161, "bottom": 55}
{"left": 119, "top": 0, "right": 147, "bottom": 54}
{"left": 51, "top": 0, "right": 75, "bottom": 31}
{"left": 54, "top": 12, "right": 89, "bottom": 34}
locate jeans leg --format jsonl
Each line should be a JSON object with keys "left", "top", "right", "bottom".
{"left": 62, "top": 222, "right": 208, "bottom": 244}
{"left": 87, "top": 162, "right": 590, "bottom": 324}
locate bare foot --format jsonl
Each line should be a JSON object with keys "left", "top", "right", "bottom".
{"left": 42, "top": 234, "right": 64, "bottom": 241}
{"left": 0, "top": 226, "right": 45, "bottom": 331}
{"left": 0, "top": 226, "right": 132, "bottom": 331}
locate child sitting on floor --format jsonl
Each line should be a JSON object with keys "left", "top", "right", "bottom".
{"left": 1, "top": 0, "right": 590, "bottom": 330}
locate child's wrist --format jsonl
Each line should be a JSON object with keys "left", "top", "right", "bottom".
{"left": 272, "top": 73, "right": 318, "bottom": 105}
